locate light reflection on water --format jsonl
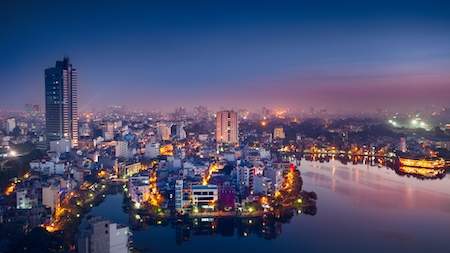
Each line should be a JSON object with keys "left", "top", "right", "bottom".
{"left": 80, "top": 159, "right": 450, "bottom": 253}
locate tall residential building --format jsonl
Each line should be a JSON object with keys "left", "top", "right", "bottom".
{"left": 116, "top": 141, "right": 128, "bottom": 157}
{"left": 157, "top": 123, "right": 171, "bottom": 140}
{"left": 216, "top": 111, "right": 238, "bottom": 143}
{"left": 45, "top": 57, "right": 78, "bottom": 148}
{"left": 6, "top": 118, "right": 16, "bottom": 134}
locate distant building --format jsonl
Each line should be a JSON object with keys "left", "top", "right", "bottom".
{"left": 157, "top": 123, "right": 171, "bottom": 140}
{"left": 176, "top": 124, "right": 186, "bottom": 140}
{"left": 32, "top": 104, "right": 41, "bottom": 114}
{"left": 76, "top": 216, "right": 130, "bottom": 253}
{"left": 25, "top": 103, "right": 32, "bottom": 113}
{"left": 45, "top": 57, "right": 78, "bottom": 148}
{"left": 6, "top": 118, "right": 15, "bottom": 134}
{"left": 274, "top": 126, "right": 285, "bottom": 139}
{"left": 216, "top": 111, "right": 238, "bottom": 143}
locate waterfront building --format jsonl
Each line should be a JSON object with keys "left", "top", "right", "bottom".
{"left": 272, "top": 161, "right": 291, "bottom": 175}
{"left": 45, "top": 57, "right": 78, "bottom": 148}
{"left": 192, "top": 185, "right": 218, "bottom": 211}
{"left": 128, "top": 176, "right": 150, "bottom": 208}
{"left": 175, "top": 180, "right": 191, "bottom": 212}
{"left": 263, "top": 167, "right": 283, "bottom": 193}
{"left": 236, "top": 164, "right": 254, "bottom": 195}
{"left": 253, "top": 176, "right": 272, "bottom": 196}
{"left": 76, "top": 216, "right": 130, "bottom": 253}
{"left": 274, "top": 126, "right": 285, "bottom": 139}
{"left": 144, "top": 142, "right": 160, "bottom": 158}
{"left": 6, "top": 118, "right": 16, "bottom": 134}
{"left": 220, "top": 181, "right": 235, "bottom": 210}
{"left": 216, "top": 111, "right": 238, "bottom": 143}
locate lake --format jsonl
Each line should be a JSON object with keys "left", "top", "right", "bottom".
{"left": 80, "top": 159, "right": 450, "bottom": 253}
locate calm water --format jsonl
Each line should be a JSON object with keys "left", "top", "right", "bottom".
{"left": 80, "top": 159, "right": 450, "bottom": 253}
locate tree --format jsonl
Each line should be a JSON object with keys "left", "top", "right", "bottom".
{"left": 12, "top": 126, "right": 21, "bottom": 138}
{"left": 7, "top": 227, "right": 69, "bottom": 253}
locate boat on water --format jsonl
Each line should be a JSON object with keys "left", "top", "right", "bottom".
{"left": 398, "top": 157, "right": 446, "bottom": 169}
{"left": 398, "top": 166, "right": 445, "bottom": 177}
{"left": 397, "top": 157, "right": 446, "bottom": 177}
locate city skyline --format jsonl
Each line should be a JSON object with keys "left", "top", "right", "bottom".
{"left": 1, "top": 1, "right": 450, "bottom": 112}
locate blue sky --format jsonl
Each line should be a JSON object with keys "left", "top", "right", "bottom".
{"left": 1, "top": 0, "right": 449, "bottom": 112}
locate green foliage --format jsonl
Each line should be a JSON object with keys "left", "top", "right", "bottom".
{"left": 0, "top": 148, "right": 45, "bottom": 194}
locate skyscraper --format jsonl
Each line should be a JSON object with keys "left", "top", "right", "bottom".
{"left": 216, "top": 111, "right": 238, "bottom": 143}
{"left": 45, "top": 57, "right": 78, "bottom": 148}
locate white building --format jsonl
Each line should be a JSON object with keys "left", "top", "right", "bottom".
{"left": 145, "top": 142, "right": 160, "bottom": 158}
{"left": 16, "top": 189, "right": 34, "bottom": 209}
{"left": 115, "top": 141, "right": 128, "bottom": 157}
{"left": 236, "top": 165, "right": 254, "bottom": 194}
{"left": 263, "top": 167, "right": 283, "bottom": 193}
{"left": 6, "top": 118, "right": 16, "bottom": 134}
{"left": 49, "top": 138, "right": 72, "bottom": 154}
{"left": 30, "top": 160, "right": 65, "bottom": 175}
{"left": 175, "top": 180, "right": 184, "bottom": 211}
{"left": 192, "top": 185, "right": 218, "bottom": 211}
{"left": 216, "top": 111, "right": 238, "bottom": 143}
{"left": 76, "top": 216, "right": 130, "bottom": 253}
{"left": 42, "top": 184, "right": 60, "bottom": 213}
{"left": 128, "top": 176, "right": 150, "bottom": 207}
{"left": 253, "top": 175, "right": 272, "bottom": 196}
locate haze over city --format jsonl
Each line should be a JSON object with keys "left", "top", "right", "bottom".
{"left": 1, "top": 0, "right": 450, "bottom": 112}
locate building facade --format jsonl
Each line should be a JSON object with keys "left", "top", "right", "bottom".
{"left": 45, "top": 57, "right": 78, "bottom": 148}
{"left": 216, "top": 111, "right": 238, "bottom": 143}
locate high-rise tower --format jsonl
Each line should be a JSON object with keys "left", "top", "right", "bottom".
{"left": 45, "top": 57, "right": 78, "bottom": 148}
{"left": 216, "top": 111, "right": 238, "bottom": 143}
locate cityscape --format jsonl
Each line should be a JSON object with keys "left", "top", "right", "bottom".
{"left": 1, "top": 1, "right": 450, "bottom": 253}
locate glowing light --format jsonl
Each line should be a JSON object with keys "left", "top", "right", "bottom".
{"left": 261, "top": 122, "right": 266, "bottom": 126}
{"left": 297, "top": 199, "right": 302, "bottom": 203}
{"left": 135, "top": 202, "right": 141, "bottom": 209}
{"left": 9, "top": 151, "right": 16, "bottom": 157}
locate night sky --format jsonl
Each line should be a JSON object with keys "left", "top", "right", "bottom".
{"left": 1, "top": 0, "right": 450, "bottom": 112}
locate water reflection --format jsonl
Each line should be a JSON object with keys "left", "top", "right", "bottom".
{"left": 127, "top": 206, "right": 317, "bottom": 245}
